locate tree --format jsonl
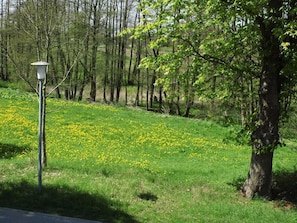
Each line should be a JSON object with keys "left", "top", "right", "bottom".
{"left": 240, "top": 0, "right": 297, "bottom": 198}
{"left": 129, "top": 0, "right": 297, "bottom": 198}
{"left": 0, "top": 0, "right": 10, "bottom": 81}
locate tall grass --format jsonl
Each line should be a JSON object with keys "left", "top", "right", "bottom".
{"left": 0, "top": 88, "right": 296, "bottom": 223}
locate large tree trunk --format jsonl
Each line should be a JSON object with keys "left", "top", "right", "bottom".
{"left": 242, "top": 71, "right": 281, "bottom": 198}
{"left": 241, "top": 0, "right": 283, "bottom": 198}
{"left": 241, "top": 66, "right": 281, "bottom": 198}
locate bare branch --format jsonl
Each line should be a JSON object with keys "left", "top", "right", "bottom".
{"left": 46, "top": 53, "right": 80, "bottom": 97}
{"left": 3, "top": 51, "right": 38, "bottom": 95}
{"left": 46, "top": 29, "right": 90, "bottom": 97}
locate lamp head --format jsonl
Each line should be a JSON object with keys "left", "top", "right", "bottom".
{"left": 31, "top": 61, "right": 49, "bottom": 80}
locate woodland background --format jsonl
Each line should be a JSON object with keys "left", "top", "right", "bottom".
{"left": 0, "top": 0, "right": 261, "bottom": 121}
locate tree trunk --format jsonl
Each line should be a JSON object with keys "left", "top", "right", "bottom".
{"left": 89, "top": 1, "right": 101, "bottom": 102}
{"left": 249, "top": 78, "right": 255, "bottom": 117}
{"left": 241, "top": 0, "right": 283, "bottom": 198}
{"left": 158, "top": 86, "right": 162, "bottom": 112}
{"left": 0, "top": 0, "right": 9, "bottom": 81}
{"left": 241, "top": 73, "right": 281, "bottom": 198}
{"left": 90, "top": 18, "right": 97, "bottom": 102}
{"left": 135, "top": 38, "right": 141, "bottom": 106}
{"left": 242, "top": 151, "right": 273, "bottom": 198}
{"left": 150, "top": 74, "right": 156, "bottom": 109}
{"left": 109, "top": 1, "right": 116, "bottom": 103}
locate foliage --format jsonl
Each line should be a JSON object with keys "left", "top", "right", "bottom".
{"left": 131, "top": 0, "right": 297, "bottom": 127}
{"left": 127, "top": 0, "right": 265, "bottom": 122}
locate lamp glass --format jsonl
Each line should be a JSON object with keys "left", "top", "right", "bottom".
{"left": 37, "top": 66, "right": 46, "bottom": 80}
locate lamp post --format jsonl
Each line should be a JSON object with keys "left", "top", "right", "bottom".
{"left": 31, "top": 61, "right": 49, "bottom": 192}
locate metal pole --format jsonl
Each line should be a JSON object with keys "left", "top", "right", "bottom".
{"left": 38, "top": 79, "right": 43, "bottom": 192}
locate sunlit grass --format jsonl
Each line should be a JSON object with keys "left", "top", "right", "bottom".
{"left": 0, "top": 88, "right": 297, "bottom": 223}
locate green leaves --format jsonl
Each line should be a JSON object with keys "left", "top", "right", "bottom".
{"left": 129, "top": 0, "right": 297, "bottom": 127}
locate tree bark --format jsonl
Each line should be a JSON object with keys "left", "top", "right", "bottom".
{"left": 241, "top": 0, "right": 283, "bottom": 198}
{"left": 242, "top": 151, "right": 273, "bottom": 198}
{"left": 242, "top": 72, "right": 281, "bottom": 198}
{"left": 89, "top": 1, "right": 100, "bottom": 102}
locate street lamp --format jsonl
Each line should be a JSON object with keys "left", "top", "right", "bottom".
{"left": 31, "top": 61, "right": 49, "bottom": 192}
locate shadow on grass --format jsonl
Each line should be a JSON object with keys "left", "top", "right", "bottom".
{"left": 271, "top": 170, "right": 297, "bottom": 206}
{"left": 0, "top": 143, "right": 31, "bottom": 159}
{"left": 138, "top": 192, "right": 158, "bottom": 202}
{"left": 229, "top": 170, "right": 297, "bottom": 209}
{"left": 0, "top": 180, "right": 139, "bottom": 223}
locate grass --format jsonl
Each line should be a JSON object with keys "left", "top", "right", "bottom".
{"left": 0, "top": 87, "right": 297, "bottom": 223}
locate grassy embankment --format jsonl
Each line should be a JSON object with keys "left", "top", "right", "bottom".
{"left": 0, "top": 87, "right": 296, "bottom": 223}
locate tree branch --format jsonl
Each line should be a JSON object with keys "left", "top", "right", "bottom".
{"left": 3, "top": 52, "right": 38, "bottom": 95}
{"left": 46, "top": 52, "right": 80, "bottom": 97}
{"left": 178, "top": 36, "right": 229, "bottom": 66}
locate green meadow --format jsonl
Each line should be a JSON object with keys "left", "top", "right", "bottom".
{"left": 0, "top": 88, "right": 297, "bottom": 223}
